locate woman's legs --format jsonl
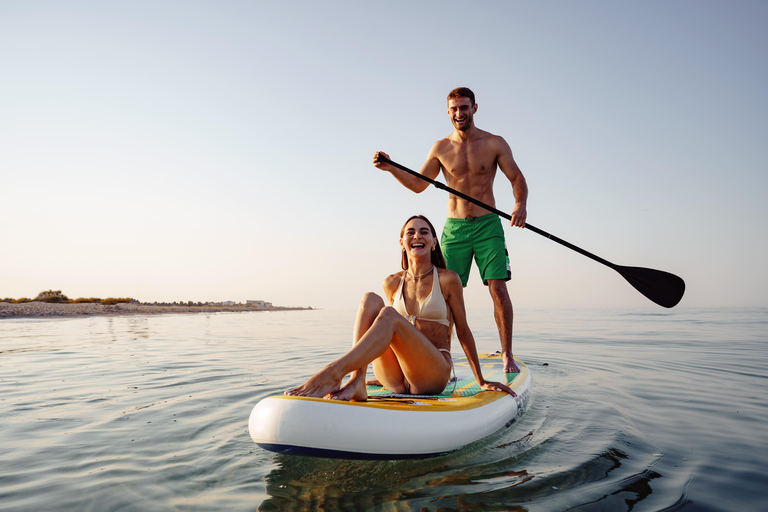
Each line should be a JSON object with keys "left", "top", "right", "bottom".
{"left": 370, "top": 313, "right": 451, "bottom": 395}
{"left": 285, "top": 292, "right": 451, "bottom": 399}
{"left": 326, "top": 292, "right": 385, "bottom": 400}
{"left": 285, "top": 292, "right": 385, "bottom": 400}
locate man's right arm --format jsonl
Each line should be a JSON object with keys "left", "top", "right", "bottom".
{"left": 495, "top": 137, "right": 528, "bottom": 228}
{"left": 373, "top": 145, "right": 441, "bottom": 194}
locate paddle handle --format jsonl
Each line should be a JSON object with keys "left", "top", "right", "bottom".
{"left": 377, "top": 155, "right": 616, "bottom": 270}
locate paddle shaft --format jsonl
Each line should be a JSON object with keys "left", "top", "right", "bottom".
{"left": 378, "top": 156, "right": 617, "bottom": 270}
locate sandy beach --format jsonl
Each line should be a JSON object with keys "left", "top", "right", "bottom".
{"left": 0, "top": 302, "right": 310, "bottom": 319}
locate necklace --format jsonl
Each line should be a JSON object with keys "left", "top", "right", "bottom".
{"left": 408, "top": 265, "right": 435, "bottom": 281}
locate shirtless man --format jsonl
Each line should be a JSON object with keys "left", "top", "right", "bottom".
{"left": 374, "top": 87, "right": 528, "bottom": 373}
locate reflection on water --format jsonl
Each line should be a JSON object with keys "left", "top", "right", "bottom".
{"left": 1, "top": 308, "right": 767, "bottom": 511}
{"left": 126, "top": 316, "right": 151, "bottom": 340}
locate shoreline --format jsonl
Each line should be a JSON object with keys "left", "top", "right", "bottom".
{"left": 0, "top": 302, "right": 312, "bottom": 319}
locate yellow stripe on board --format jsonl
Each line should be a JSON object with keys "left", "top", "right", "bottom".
{"left": 273, "top": 357, "right": 529, "bottom": 413}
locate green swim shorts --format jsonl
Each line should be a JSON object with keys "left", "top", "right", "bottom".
{"left": 441, "top": 214, "right": 511, "bottom": 287}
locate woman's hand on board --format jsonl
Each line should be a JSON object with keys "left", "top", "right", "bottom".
{"left": 481, "top": 381, "right": 516, "bottom": 397}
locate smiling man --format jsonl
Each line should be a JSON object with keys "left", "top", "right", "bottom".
{"left": 374, "top": 87, "right": 528, "bottom": 373}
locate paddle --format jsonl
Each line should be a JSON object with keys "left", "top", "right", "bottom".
{"left": 376, "top": 155, "right": 686, "bottom": 308}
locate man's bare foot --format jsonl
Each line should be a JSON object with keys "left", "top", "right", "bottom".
{"left": 285, "top": 368, "right": 340, "bottom": 398}
{"left": 503, "top": 353, "right": 521, "bottom": 373}
{"left": 326, "top": 376, "right": 368, "bottom": 401}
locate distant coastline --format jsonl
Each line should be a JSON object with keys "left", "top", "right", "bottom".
{"left": 0, "top": 302, "right": 313, "bottom": 319}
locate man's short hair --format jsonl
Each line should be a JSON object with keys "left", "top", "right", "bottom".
{"left": 447, "top": 87, "right": 475, "bottom": 106}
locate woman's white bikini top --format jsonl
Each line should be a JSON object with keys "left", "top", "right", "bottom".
{"left": 393, "top": 266, "right": 451, "bottom": 327}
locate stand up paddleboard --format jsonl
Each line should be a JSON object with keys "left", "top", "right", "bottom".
{"left": 249, "top": 353, "right": 532, "bottom": 459}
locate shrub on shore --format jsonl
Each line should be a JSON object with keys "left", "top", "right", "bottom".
{"left": 100, "top": 298, "right": 132, "bottom": 305}
{"left": 1, "top": 292, "right": 133, "bottom": 305}
{"left": 35, "top": 290, "right": 70, "bottom": 303}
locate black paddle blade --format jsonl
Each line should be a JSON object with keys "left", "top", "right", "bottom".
{"left": 615, "top": 266, "right": 686, "bottom": 308}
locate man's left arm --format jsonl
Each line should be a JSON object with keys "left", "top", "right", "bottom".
{"left": 496, "top": 137, "right": 528, "bottom": 228}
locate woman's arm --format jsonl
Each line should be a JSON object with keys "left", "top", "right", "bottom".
{"left": 442, "top": 270, "right": 515, "bottom": 396}
{"left": 383, "top": 272, "right": 402, "bottom": 306}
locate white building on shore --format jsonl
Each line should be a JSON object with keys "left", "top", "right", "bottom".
{"left": 246, "top": 300, "right": 272, "bottom": 308}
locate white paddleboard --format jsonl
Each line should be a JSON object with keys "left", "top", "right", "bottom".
{"left": 249, "top": 354, "right": 532, "bottom": 459}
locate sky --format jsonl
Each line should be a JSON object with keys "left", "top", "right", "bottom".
{"left": 2, "top": 1, "right": 767, "bottom": 310}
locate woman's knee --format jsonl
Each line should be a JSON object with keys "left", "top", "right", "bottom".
{"left": 359, "top": 292, "right": 385, "bottom": 312}
{"left": 376, "top": 306, "right": 401, "bottom": 324}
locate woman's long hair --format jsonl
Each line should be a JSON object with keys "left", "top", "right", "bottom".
{"left": 400, "top": 215, "right": 447, "bottom": 271}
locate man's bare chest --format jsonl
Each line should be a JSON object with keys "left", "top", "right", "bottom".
{"left": 438, "top": 140, "right": 498, "bottom": 176}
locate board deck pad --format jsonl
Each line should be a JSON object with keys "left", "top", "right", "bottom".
{"left": 366, "top": 353, "right": 516, "bottom": 399}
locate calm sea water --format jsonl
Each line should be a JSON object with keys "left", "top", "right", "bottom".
{"left": 1, "top": 307, "right": 766, "bottom": 511}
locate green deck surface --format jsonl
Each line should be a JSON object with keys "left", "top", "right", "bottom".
{"left": 366, "top": 355, "right": 518, "bottom": 399}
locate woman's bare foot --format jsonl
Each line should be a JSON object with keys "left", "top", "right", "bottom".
{"left": 285, "top": 367, "right": 341, "bottom": 398}
{"left": 365, "top": 378, "right": 382, "bottom": 386}
{"left": 327, "top": 376, "right": 368, "bottom": 401}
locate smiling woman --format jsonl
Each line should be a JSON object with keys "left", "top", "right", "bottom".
{"left": 398, "top": 214, "right": 447, "bottom": 273}
{"left": 284, "top": 214, "right": 512, "bottom": 401}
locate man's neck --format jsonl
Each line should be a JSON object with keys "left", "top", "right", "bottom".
{"left": 451, "top": 124, "right": 482, "bottom": 142}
